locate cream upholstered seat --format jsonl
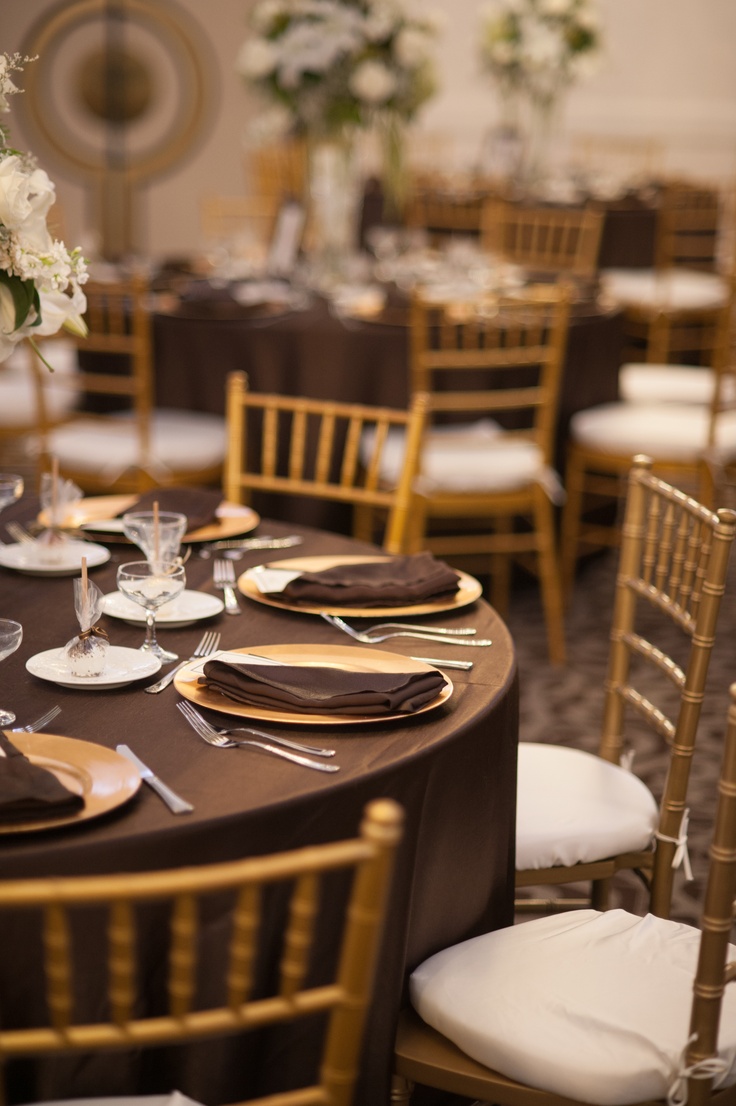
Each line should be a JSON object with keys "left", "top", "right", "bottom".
{"left": 0, "top": 799, "right": 403, "bottom": 1106}
{"left": 356, "top": 285, "right": 572, "bottom": 664}
{"left": 33, "top": 275, "right": 226, "bottom": 494}
{"left": 516, "top": 456, "right": 736, "bottom": 914}
{"left": 561, "top": 273, "right": 735, "bottom": 585}
{"left": 0, "top": 340, "right": 80, "bottom": 462}
{"left": 395, "top": 684, "right": 736, "bottom": 1106}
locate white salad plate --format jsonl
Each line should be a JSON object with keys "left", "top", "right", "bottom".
{"left": 0, "top": 540, "right": 110, "bottom": 576}
{"left": 101, "top": 589, "right": 224, "bottom": 627}
{"left": 26, "top": 646, "right": 161, "bottom": 689}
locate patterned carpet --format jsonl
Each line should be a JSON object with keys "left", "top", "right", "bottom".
{"left": 504, "top": 547, "right": 736, "bottom": 927}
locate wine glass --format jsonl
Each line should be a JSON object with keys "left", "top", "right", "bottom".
{"left": 0, "top": 474, "right": 24, "bottom": 518}
{"left": 116, "top": 561, "right": 186, "bottom": 664}
{"left": 0, "top": 619, "right": 23, "bottom": 726}
{"left": 121, "top": 511, "right": 188, "bottom": 572}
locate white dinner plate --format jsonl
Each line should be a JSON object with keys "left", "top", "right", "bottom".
{"left": 0, "top": 540, "right": 110, "bottom": 576}
{"left": 26, "top": 646, "right": 161, "bottom": 689}
{"left": 101, "top": 588, "right": 224, "bottom": 626}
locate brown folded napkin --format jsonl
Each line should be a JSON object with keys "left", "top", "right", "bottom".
{"left": 0, "top": 732, "right": 84, "bottom": 823}
{"left": 199, "top": 658, "right": 447, "bottom": 716}
{"left": 280, "top": 552, "right": 460, "bottom": 607}
{"left": 119, "top": 487, "right": 223, "bottom": 532}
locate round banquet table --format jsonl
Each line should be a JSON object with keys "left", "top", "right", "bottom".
{"left": 0, "top": 496, "right": 518, "bottom": 1106}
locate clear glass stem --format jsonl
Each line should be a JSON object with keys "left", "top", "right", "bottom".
{"left": 0, "top": 708, "right": 15, "bottom": 726}
{"left": 144, "top": 609, "right": 158, "bottom": 651}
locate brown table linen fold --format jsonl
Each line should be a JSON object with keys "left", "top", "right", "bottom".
{"left": 0, "top": 732, "right": 85, "bottom": 823}
{"left": 119, "top": 487, "right": 223, "bottom": 532}
{"left": 280, "top": 552, "right": 460, "bottom": 607}
{"left": 199, "top": 657, "right": 447, "bottom": 716}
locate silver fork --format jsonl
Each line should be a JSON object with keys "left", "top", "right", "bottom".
{"left": 357, "top": 621, "right": 476, "bottom": 636}
{"left": 198, "top": 535, "right": 304, "bottom": 559}
{"left": 176, "top": 701, "right": 336, "bottom": 757}
{"left": 176, "top": 701, "right": 339, "bottom": 773}
{"left": 214, "top": 559, "right": 241, "bottom": 615}
{"left": 321, "top": 612, "right": 493, "bottom": 646}
{"left": 10, "top": 705, "right": 62, "bottom": 732}
{"left": 144, "top": 630, "right": 222, "bottom": 694}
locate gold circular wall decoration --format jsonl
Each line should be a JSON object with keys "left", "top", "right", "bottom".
{"left": 18, "top": 0, "right": 218, "bottom": 257}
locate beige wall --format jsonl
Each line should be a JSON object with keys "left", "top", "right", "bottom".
{"left": 4, "top": 0, "right": 736, "bottom": 260}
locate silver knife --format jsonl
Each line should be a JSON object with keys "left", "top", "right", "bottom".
{"left": 116, "top": 745, "right": 194, "bottom": 814}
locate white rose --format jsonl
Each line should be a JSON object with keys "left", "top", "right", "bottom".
{"left": 394, "top": 27, "right": 430, "bottom": 68}
{"left": 236, "top": 37, "right": 277, "bottom": 80}
{"left": 251, "top": 0, "right": 288, "bottom": 33}
{"left": 0, "top": 155, "right": 33, "bottom": 231}
{"left": 349, "top": 60, "right": 397, "bottom": 104}
{"left": 538, "top": 0, "right": 575, "bottom": 14}
{"left": 18, "top": 167, "right": 55, "bottom": 253}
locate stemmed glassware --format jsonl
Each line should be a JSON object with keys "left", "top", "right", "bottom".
{"left": 116, "top": 561, "right": 186, "bottom": 664}
{"left": 121, "top": 511, "right": 187, "bottom": 571}
{"left": 0, "top": 619, "right": 23, "bottom": 726}
{"left": 0, "top": 474, "right": 24, "bottom": 521}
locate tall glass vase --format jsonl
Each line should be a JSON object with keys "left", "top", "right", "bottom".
{"left": 305, "top": 131, "right": 362, "bottom": 284}
{"left": 519, "top": 94, "right": 560, "bottom": 193}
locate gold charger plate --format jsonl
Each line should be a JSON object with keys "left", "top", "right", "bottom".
{"left": 0, "top": 732, "right": 141, "bottom": 834}
{"left": 174, "top": 643, "right": 453, "bottom": 727}
{"left": 40, "top": 494, "right": 260, "bottom": 544}
{"left": 237, "top": 555, "right": 482, "bottom": 618}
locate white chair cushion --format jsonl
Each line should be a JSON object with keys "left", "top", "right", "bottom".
{"left": 0, "top": 340, "right": 81, "bottom": 427}
{"left": 48, "top": 410, "right": 226, "bottom": 480}
{"left": 601, "top": 267, "right": 728, "bottom": 311}
{"left": 619, "top": 363, "right": 718, "bottom": 405}
{"left": 516, "top": 742, "right": 658, "bottom": 870}
{"left": 361, "top": 421, "right": 563, "bottom": 499}
{"left": 570, "top": 401, "right": 736, "bottom": 462}
{"left": 410, "top": 908, "right": 736, "bottom": 1105}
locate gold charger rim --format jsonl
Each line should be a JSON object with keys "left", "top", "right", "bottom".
{"left": 174, "top": 643, "right": 453, "bottom": 727}
{"left": 237, "top": 554, "right": 482, "bottom": 617}
{"left": 0, "top": 732, "right": 141, "bottom": 834}
{"left": 39, "top": 494, "right": 260, "bottom": 544}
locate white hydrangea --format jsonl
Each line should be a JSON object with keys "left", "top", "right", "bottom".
{"left": 349, "top": 59, "right": 397, "bottom": 104}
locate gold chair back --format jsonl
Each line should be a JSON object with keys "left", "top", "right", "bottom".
{"left": 224, "top": 372, "right": 428, "bottom": 555}
{"left": 0, "top": 798, "right": 404, "bottom": 1106}
{"left": 480, "top": 199, "right": 605, "bottom": 280}
{"left": 406, "top": 285, "right": 571, "bottom": 664}
{"left": 655, "top": 180, "right": 723, "bottom": 273}
{"left": 599, "top": 455, "right": 736, "bottom": 914}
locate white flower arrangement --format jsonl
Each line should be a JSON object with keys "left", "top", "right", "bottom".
{"left": 479, "top": 0, "right": 602, "bottom": 108}
{"left": 237, "top": 0, "right": 438, "bottom": 138}
{"left": 0, "top": 53, "right": 87, "bottom": 366}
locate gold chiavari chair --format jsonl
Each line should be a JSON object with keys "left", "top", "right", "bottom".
{"left": 480, "top": 197, "right": 605, "bottom": 281}
{"left": 561, "top": 269, "right": 736, "bottom": 587}
{"left": 517, "top": 455, "right": 736, "bottom": 916}
{"left": 394, "top": 680, "right": 736, "bottom": 1106}
{"left": 224, "top": 371, "right": 428, "bottom": 555}
{"left": 356, "top": 285, "right": 571, "bottom": 665}
{"left": 0, "top": 798, "right": 403, "bottom": 1106}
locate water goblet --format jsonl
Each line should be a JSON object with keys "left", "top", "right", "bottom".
{"left": 122, "top": 511, "right": 188, "bottom": 571}
{"left": 0, "top": 619, "right": 23, "bottom": 726}
{"left": 116, "top": 561, "right": 186, "bottom": 664}
{"left": 0, "top": 474, "right": 24, "bottom": 519}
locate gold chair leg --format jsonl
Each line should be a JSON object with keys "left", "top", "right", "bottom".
{"left": 560, "top": 448, "right": 586, "bottom": 601}
{"left": 390, "top": 1074, "right": 414, "bottom": 1106}
{"left": 535, "top": 492, "right": 566, "bottom": 666}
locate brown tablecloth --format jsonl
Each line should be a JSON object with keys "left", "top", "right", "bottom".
{"left": 153, "top": 293, "right": 623, "bottom": 528}
{"left": 0, "top": 495, "right": 518, "bottom": 1106}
